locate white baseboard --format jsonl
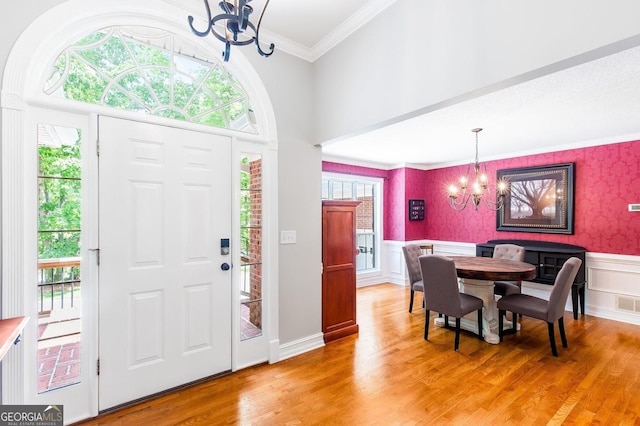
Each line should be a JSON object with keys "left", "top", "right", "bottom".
{"left": 277, "top": 333, "right": 325, "bottom": 362}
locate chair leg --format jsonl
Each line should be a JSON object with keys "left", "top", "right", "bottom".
{"left": 454, "top": 317, "right": 461, "bottom": 351}
{"left": 424, "top": 309, "right": 430, "bottom": 340}
{"left": 477, "top": 309, "right": 483, "bottom": 340}
{"left": 409, "top": 290, "right": 415, "bottom": 313}
{"left": 558, "top": 317, "right": 568, "bottom": 348}
{"left": 511, "top": 312, "right": 517, "bottom": 333}
{"left": 547, "top": 322, "right": 558, "bottom": 357}
{"left": 498, "top": 309, "right": 504, "bottom": 342}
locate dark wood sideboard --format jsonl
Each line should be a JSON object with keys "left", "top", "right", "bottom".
{"left": 476, "top": 239, "right": 586, "bottom": 319}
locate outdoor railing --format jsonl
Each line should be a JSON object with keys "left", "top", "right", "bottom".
{"left": 37, "top": 257, "right": 81, "bottom": 313}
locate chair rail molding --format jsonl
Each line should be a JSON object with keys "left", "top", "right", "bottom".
{"left": 377, "top": 241, "right": 640, "bottom": 326}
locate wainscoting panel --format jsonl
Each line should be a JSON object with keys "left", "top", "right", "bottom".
{"left": 585, "top": 252, "right": 640, "bottom": 325}
{"left": 375, "top": 241, "right": 640, "bottom": 326}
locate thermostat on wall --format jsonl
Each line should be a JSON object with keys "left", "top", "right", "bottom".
{"left": 629, "top": 204, "right": 640, "bottom": 212}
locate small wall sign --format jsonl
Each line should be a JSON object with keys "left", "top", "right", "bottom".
{"left": 408, "top": 199, "right": 425, "bottom": 221}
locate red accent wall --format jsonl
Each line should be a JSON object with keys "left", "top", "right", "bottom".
{"left": 323, "top": 139, "right": 640, "bottom": 256}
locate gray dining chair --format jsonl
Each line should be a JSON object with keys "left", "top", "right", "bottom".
{"left": 402, "top": 244, "right": 424, "bottom": 313}
{"left": 497, "top": 257, "right": 582, "bottom": 357}
{"left": 420, "top": 255, "right": 484, "bottom": 351}
{"left": 492, "top": 244, "right": 526, "bottom": 297}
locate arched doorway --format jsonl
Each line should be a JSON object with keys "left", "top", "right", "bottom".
{"left": 2, "top": 0, "right": 278, "bottom": 421}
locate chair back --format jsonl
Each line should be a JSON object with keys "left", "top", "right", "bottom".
{"left": 492, "top": 244, "right": 525, "bottom": 262}
{"left": 419, "top": 255, "right": 462, "bottom": 317}
{"left": 402, "top": 244, "right": 423, "bottom": 285}
{"left": 547, "top": 257, "right": 582, "bottom": 322}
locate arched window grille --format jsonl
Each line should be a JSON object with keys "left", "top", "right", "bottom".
{"left": 44, "top": 26, "right": 258, "bottom": 133}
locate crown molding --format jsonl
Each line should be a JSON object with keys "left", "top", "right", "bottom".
{"left": 309, "top": 0, "right": 399, "bottom": 62}
{"left": 161, "top": 0, "right": 399, "bottom": 63}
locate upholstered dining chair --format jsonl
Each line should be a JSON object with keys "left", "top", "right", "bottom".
{"left": 497, "top": 257, "right": 582, "bottom": 357}
{"left": 402, "top": 244, "right": 424, "bottom": 313}
{"left": 420, "top": 255, "right": 484, "bottom": 351}
{"left": 492, "top": 244, "right": 526, "bottom": 297}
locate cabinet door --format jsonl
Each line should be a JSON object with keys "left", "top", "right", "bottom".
{"left": 538, "top": 252, "right": 574, "bottom": 284}
{"left": 322, "top": 201, "right": 359, "bottom": 342}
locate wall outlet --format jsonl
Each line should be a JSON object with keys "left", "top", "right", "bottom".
{"left": 280, "top": 230, "right": 296, "bottom": 244}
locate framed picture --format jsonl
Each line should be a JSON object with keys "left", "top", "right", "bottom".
{"left": 408, "top": 199, "right": 425, "bottom": 221}
{"left": 497, "top": 163, "right": 575, "bottom": 234}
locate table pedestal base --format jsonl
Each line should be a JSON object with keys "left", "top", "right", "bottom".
{"left": 433, "top": 278, "right": 518, "bottom": 345}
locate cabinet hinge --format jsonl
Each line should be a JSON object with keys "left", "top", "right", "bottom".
{"left": 97, "top": 358, "right": 100, "bottom": 376}
{"left": 96, "top": 139, "right": 100, "bottom": 157}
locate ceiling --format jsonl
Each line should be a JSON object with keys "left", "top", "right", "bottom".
{"left": 321, "top": 44, "right": 640, "bottom": 169}
{"left": 177, "top": 0, "right": 640, "bottom": 169}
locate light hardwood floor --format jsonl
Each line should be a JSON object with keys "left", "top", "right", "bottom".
{"left": 76, "top": 283, "right": 640, "bottom": 425}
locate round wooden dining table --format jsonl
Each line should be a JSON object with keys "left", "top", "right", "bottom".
{"left": 448, "top": 256, "right": 536, "bottom": 281}
{"left": 434, "top": 256, "right": 536, "bottom": 344}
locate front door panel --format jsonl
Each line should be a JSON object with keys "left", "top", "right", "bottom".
{"left": 98, "top": 117, "right": 232, "bottom": 409}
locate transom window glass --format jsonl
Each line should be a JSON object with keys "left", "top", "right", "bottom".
{"left": 44, "top": 26, "right": 257, "bottom": 133}
{"left": 322, "top": 176, "right": 380, "bottom": 272}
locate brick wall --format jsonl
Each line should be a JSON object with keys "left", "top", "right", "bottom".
{"left": 356, "top": 195, "right": 373, "bottom": 231}
{"left": 249, "top": 159, "right": 262, "bottom": 328}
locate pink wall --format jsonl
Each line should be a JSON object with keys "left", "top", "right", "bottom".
{"left": 323, "top": 140, "right": 640, "bottom": 255}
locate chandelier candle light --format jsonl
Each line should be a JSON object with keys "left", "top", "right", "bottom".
{"left": 188, "top": 0, "right": 275, "bottom": 62}
{"left": 447, "top": 128, "right": 509, "bottom": 211}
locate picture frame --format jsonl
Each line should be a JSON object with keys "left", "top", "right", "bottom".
{"left": 408, "top": 199, "right": 425, "bottom": 221}
{"left": 496, "top": 163, "right": 575, "bottom": 234}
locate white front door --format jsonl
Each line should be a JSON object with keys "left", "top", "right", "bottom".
{"left": 97, "top": 117, "right": 232, "bottom": 409}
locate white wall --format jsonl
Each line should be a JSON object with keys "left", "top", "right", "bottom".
{"left": 314, "top": 0, "right": 640, "bottom": 144}
{"left": 244, "top": 47, "right": 322, "bottom": 353}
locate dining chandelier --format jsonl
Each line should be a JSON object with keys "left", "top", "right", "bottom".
{"left": 188, "top": 0, "right": 275, "bottom": 62}
{"left": 447, "top": 128, "right": 509, "bottom": 211}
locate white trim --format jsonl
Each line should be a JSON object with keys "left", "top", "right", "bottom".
{"left": 308, "top": 0, "right": 400, "bottom": 62}
{"left": 322, "top": 173, "right": 384, "bottom": 279}
{"left": 278, "top": 333, "right": 325, "bottom": 361}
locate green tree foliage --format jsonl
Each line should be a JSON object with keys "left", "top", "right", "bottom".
{"left": 49, "top": 27, "right": 254, "bottom": 132}
{"left": 38, "top": 132, "right": 81, "bottom": 259}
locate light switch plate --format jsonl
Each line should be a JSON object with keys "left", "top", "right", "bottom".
{"left": 280, "top": 230, "right": 296, "bottom": 244}
{"left": 629, "top": 204, "right": 640, "bottom": 212}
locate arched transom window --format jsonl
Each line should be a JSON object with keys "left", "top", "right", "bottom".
{"left": 44, "top": 26, "right": 258, "bottom": 133}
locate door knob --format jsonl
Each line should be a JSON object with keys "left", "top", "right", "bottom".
{"left": 221, "top": 263, "right": 231, "bottom": 271}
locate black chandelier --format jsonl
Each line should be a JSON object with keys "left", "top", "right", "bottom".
{"left": 188, "top": 0, "right": 275, "bottom": 62}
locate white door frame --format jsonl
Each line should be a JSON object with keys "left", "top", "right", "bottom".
{"left": 1, "top": 0, "right": 279, "bottom": 421}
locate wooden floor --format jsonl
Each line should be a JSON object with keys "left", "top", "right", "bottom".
{"left": 76, "top": 283, "right": 640, "bottom": 425}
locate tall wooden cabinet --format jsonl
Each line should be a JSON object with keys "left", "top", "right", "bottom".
{"left": 322, "top": 200, "right": 360, "bottom": 343}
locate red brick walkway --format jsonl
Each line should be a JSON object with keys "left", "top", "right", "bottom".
{"left": 38, "top": 341, "right": 81, "bottom": 393}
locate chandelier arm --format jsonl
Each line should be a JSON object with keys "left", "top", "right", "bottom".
{"left": 237, "top": 1, "right": 251, "bottom": 33}
{"left": 188, "top": 0, "right": 274, "bottom": 61}
{"left": 187, "top": 0, "right": 215, "bottom": 37}
{"left": 254, "top": 0, "right": 275, "bottom": 57}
